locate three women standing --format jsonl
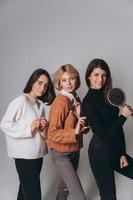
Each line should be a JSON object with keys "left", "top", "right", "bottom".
{"left": 1, "top": 61, "right": 133, "bottom": 200}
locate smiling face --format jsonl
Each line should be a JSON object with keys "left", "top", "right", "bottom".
{"left": 29, "top": 74, "right": 49, "bottom": 98}
{"left": 88, "top": 67, "right": 107, "bottom": 90}
{"left": 60, "top": 72, "right": 77, "bottom": 93}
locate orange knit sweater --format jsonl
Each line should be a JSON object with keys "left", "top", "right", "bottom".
{"left": 47, "top": 94, "right": 83, "bottom": 152}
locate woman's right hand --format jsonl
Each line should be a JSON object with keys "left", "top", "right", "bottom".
{"left": 75, "top": 116, "right": 90, "bottom": 135}
{"left": 121, "top": 104, "right": 133, "bottom": 118}
{"left": 120, "top": 155, "right": 128, "bottom": 168}
{"left": 31, "top": 119, "right": 40, "bottom": 134}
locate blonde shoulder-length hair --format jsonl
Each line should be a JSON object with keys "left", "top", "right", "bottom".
{"left": 52, "top": 64, "right": 81, "bottom": 90}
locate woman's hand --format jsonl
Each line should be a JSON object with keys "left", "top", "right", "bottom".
{"left": 72, "top": 99, "right": 81, "bottom": 117}
{"left": 75, "top": 116, "right": 90, "bottom": 135}
{"left": 31, "top": 119, "right": 40, "bottom": 134}
{"left": 74, "top": 102, "right": 81, "bottom": 118}
{"left": 39, "top": 117, "right": 48, "bottom": 132}
{"left": 121, "top": 104, "right": 133, "bottom": 118}
{"left": 120, "top": 155, "right": 128, "bottom": 169}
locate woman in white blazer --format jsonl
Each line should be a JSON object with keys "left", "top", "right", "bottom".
{"left": 0, "top": 68, "right": 55, "bottom": 200}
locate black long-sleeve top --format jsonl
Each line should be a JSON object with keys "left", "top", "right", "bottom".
{"left": 82, "top": 88, "right": 127, "bottom": 157}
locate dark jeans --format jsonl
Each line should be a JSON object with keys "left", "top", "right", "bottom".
{"left": 15, "top": 158, "right": 43, "bottom": 200}
{"left": 51, "top": 150, "right": 86, "bottom": 200}
{"left": 89, "top": 141, "right": 133, "bottom": 200}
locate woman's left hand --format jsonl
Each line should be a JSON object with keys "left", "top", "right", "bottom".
{"left": 71, "top": 99, "right": 81, "bottom": 117}
{"left": 39, "top": 117, "right": 48, "bottom": 131}
{"left": 74, "top": 102, "right": 81, "bottom": 117}
{"left": 120, "top": 155, "right": 128, "bottom": 169}
{"left": 75, "top": 116, "right": 90, "bottom": 135}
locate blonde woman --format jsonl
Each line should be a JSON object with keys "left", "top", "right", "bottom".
{"left": 48, "top": 64, "right": 89, "bottom": 200}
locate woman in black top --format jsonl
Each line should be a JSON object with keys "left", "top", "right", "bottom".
{"left": 82, "top": 58, "right": 133, "bottom": 200}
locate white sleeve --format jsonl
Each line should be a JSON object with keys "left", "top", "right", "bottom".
{"left": 0, "top": 97, "right": 32, "bottom": 138}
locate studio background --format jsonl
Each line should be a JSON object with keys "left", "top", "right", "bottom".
{"left": 0, "top": 0, "right": 133, "bottom": 199}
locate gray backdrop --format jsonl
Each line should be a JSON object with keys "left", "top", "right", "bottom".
{"left": 0, "top": 0, "right": 133, "bottom": 199}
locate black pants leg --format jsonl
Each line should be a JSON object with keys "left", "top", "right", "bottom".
{"left": 15, "top": 158, "right": 43, "bottom": 200}
{"left": 89, "top": 143, "right": 117, "bottom": 200}
{"left": 89, "top": 140, "right": 133, "bottom": 200}
{"left": 17, "top": 184, "right": 24, "bottom": 200}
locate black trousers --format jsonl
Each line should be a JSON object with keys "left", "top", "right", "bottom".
{"left": 89, "top": 141, "right": 133, "bottom": 200}
{"left": 15, "top": 158, "right": 43, "bottom": 200}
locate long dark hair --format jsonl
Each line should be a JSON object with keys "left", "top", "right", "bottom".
{"left": 85, "top": 58, "right": 112, "bottom": 98}
{"left": 23, "top": 68, "right": 56, "bottom": 105}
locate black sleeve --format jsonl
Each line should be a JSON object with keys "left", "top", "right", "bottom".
{"left": 82, "top": 97, "right": 127, "bottom": 144}
{"left": 118, "top": 129, "right": 126, "bottom": 155}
